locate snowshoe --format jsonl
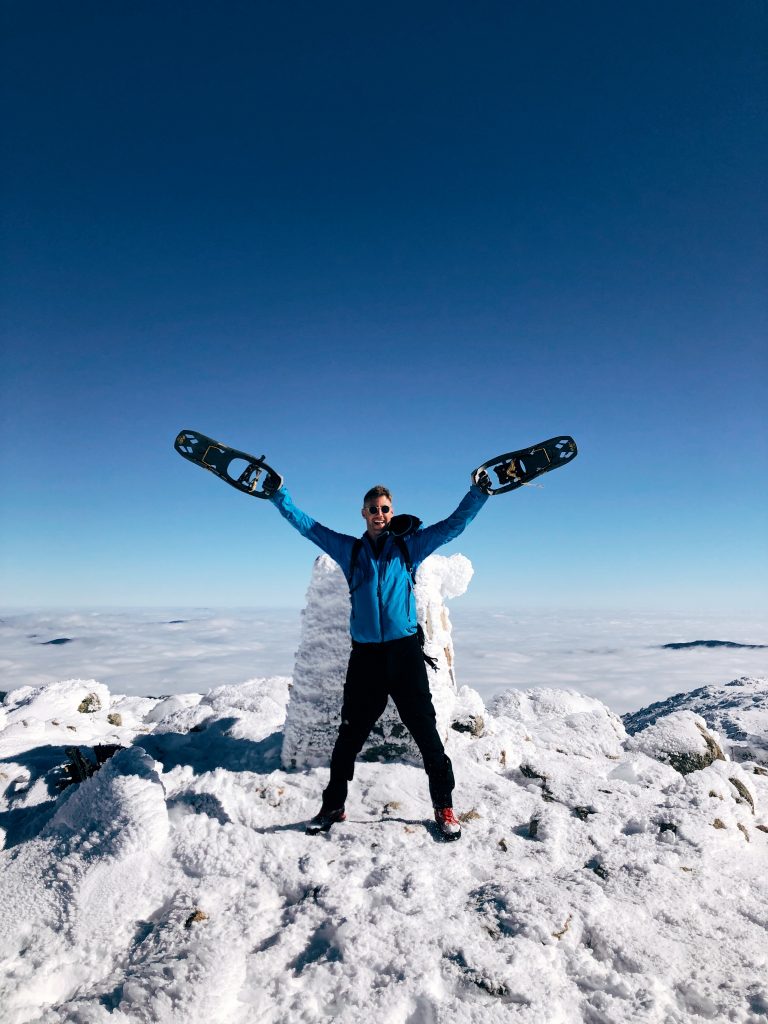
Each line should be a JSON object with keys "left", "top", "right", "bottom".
{"left": 472, "top": 436, "right": 577, "bottom": 495}
{"left": 174, "top": 429, "right": 283, "bottom": 498}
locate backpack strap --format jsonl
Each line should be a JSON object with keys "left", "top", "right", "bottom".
{"left": 392, "top": 535, "right": 416, "bottom": 587}
{"left": 347, "top": 537, "right": 364, "bottom": 592}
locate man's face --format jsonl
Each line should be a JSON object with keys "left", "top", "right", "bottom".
{"left": 362, "top": 496, "right": 393, "bottom": 537}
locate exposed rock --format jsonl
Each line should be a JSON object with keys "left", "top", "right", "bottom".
{"left": 78, "top": 693, "right": 102, "bottom": 714}
{"left": 520, "top": 763, "right": 555, "bottom": 802}
{"left": 184, "top": 909, "right": 209, "bottom": 928}
{"left": 450, "top": 686, "right": 487, "bottom": 738}
{"left": 573, "top": 806, "right": 597, "bottom": 821}
{"left": 57, "top": 743, "right": 126, "bottom": 788}
{"left": 729, "top": 776, "right": 755, "bottom": 814}
{"left": 552, "top": 914, "right": 572, "bottom": 940}
{"left": 585, "top": 859, "right": 609, "bottom": 880}
{"left": 107, "top": 712, "right": 123, "bottom": 727}
{"left": 444, "top": 949, "right": 512, "bottom": 999}
{"left": 451, "top": 714, "right": 484, "bottom": 736}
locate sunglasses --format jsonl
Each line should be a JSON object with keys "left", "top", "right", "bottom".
{"left": 366, "top": 505, "right": 391, "bottom": 515}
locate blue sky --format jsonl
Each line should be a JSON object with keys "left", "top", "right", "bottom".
{"left": 1, "top": 1, "right": 766, "bottom": 613}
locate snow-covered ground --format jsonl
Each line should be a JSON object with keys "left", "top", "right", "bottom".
{"left": 1, "top": 673, "right": 767, "bottom": 1024}
{"left": 2, "top": 559, "right": 767, "bottom": 1023}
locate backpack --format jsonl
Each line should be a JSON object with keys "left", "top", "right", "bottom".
{"left": 346, "top": 517, "right": 438, "bottom": 671}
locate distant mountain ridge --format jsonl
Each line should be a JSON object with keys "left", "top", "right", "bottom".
{"left": 660, "top": 640, "right": 766, "bottom": 650}
{"left": 623, "top": 676, "right": 768, "bottom": 765}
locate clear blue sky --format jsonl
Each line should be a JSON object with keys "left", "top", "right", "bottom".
{"left": 1, "top": 1, "right": 766, "bottom": 614}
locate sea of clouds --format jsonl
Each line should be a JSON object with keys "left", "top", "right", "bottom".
{"left": 1, "top": 606, "right": 765, "bottom": 715}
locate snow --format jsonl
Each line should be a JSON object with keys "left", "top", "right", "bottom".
{"left": 2, "top": 672, "right": 767, "bottom": 1023}
{"left": 1, "top": 560, "right": 768, "bottom": 1022}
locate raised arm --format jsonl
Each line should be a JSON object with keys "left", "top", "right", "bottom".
{"left": 269, "top": 485, "right": 355, "bottom": 569}
{"left": 408, "top": 484, "right": 489, "bottom": 565}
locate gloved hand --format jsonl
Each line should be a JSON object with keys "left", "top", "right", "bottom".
{"left": 261, "top": 470, "right": 283, "bottom": 498}
{"left": 472, "top": 468, "right": 493, "bottom": 494}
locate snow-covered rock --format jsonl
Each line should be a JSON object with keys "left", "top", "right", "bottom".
{"left": 624, "top": 675, "right": 768, "bottom": 765}
{"left": 490, "top": 687, "right": 627, "bottom": 759}
{"left": 626, "top": 709, "right": 727, "bottom": 774}
{"left": 2, "top": 678, "right": 112, "bottom": 730}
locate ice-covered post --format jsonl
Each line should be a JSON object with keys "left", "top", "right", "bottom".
{"left": 280, "top": 552, "right": 473, "bottom": 769}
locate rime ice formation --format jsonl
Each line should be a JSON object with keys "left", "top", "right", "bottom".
{"left": 281, "top": 552, "right": 475, "bottom": 769}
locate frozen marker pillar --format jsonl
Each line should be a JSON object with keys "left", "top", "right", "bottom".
{"left": 280, "top": 552, "right": 473, "bottom": 770}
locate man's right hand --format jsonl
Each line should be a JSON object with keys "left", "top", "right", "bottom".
{"left": 262, "top": 470, "right": 283, "bottom": 498}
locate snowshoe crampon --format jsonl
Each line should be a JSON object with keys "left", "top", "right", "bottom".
{"left": 174, "top": 429, "right": 283, "bottom": 498}
{"left": 472, "top": 435, "right": 577, "bottom": 495}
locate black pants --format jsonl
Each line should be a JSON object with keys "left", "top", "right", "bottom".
{"left": 322, "top": 633, "right": 455, "bottom": 810}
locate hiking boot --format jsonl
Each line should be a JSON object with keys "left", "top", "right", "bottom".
{"left": 306, "top": 806, "right": 347, "bottom": 834}
{"left": 434, "top": 806, "right": 462, "bottom": 841}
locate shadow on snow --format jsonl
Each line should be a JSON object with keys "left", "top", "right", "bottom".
{"left": 0, "top": 719, "right": 284, "bottom": 849}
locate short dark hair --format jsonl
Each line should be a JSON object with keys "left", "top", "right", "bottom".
{"left": 363, "top": 485, "right": 392, "bottom": 506}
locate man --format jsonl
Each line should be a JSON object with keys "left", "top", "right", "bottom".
{"left": 270, "top": 479, "right": 489, "bottom": 839}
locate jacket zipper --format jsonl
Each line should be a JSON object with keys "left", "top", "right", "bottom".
{"left": 377, "top": 537, "right": 385, "bottom": 642}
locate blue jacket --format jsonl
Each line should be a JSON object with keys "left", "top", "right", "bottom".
{"left": 270, "top": 485, "right": 489, "bottom": 644}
